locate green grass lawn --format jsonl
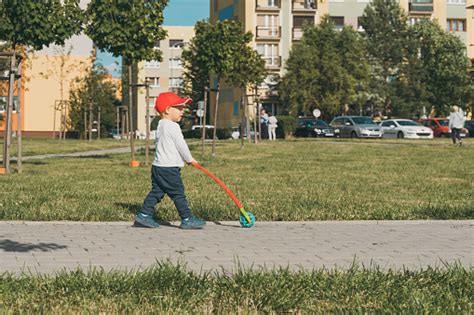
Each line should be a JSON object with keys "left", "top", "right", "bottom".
{"left": 0, "top": 263, "right": 472, "bottom": 313}
{"left": 0, "top": 138, "right": 472, "bottom": 221}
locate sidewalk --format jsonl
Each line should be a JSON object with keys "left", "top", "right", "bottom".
{"left": 0, "top": 220, "right": 472, "bottom": 274}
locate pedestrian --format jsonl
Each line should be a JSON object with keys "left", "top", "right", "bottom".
{"left": 448, "top": 105, "right": 465, "bottom": 146}
{"left": 134, "top": 92, "right": 206, "bottom": 229}
{"left": 260, "top": 108, "right": 269, "bottom": 139}
{"left": 268, "top": 112, "right": 278, "bottom": 141}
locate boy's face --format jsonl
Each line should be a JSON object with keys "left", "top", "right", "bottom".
{"left": 163, "top": 105, "right": 185, "bottom": 122}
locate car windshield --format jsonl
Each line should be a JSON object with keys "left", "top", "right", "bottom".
{"left": 438, "top": 119, "right": 449, "bottom": 126}
{"left": 397, "top": 120, "right": 420, "bottom": 126}
{"left": 352, "top": 117, "right": 375, "bottom": 125}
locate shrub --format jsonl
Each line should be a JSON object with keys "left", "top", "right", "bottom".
{"left": 276, "top": 115, "right": 296, "bottom": 139}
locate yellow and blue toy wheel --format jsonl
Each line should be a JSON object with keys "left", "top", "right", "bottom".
{"left": 239, "top": 212, "right": 255, "bottom": 228}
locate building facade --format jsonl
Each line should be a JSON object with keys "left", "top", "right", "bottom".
{"left": 136, "top": 26, "right": 195, "bottom": 134}
{"left": 0, "top": 36, "right": 93, "bottom": 138}
{"left": 210, "top": 0, "right": 474, "bottom": 128}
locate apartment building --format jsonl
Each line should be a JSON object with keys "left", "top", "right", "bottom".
{"left": 210, "top": 0, "right": 474, "bottom": 128}
{"left": 0, "top": 36, "right": 93, "bottom": 138}
{"left": 136, "top": 26, "right": 194, "bottom": 134}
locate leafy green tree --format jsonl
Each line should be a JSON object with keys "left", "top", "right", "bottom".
{"left": 0, "top": 0, "right": 84, "bottom": 173}
{"left": 359, "top": 0, "right": 409, "bottom": 114}
{"left": 182, "top": 20, "right": 256, "bottom": 155}
{"left": 280, "top": 16, "right": 368, "bottom": 119}
{"left": 69, "top": 65, "right": 120, "bottom": 139}
{"left": 409, "top": 20, "right": 471, "bottom": 116}
{"left": 227, "top": 41, "right": 266, "bottom": 146}
{"left": 85, "top": 0, "right": 168, "bottom": 161}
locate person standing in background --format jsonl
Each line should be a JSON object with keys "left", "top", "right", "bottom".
{"left": 448, "top": 105, "right": 465, "bottom": 147}
{"left": 268, "top": 112, "right": 278, "bottom": 141}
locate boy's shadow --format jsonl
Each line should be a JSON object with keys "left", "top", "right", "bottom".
{"left": 115, "top": 202, "right": 179, "bottom": 229}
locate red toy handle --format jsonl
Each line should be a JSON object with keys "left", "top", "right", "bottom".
{"left": 191, "top": 162, "right": 243, "bottom": 209}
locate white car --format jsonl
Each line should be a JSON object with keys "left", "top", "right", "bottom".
{"left": 380, "top": 119, "right": 433, "bottom": 139}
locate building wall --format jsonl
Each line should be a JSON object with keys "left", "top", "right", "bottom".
{"left": 136, "top": 26, "right": 195, "bottom": 134}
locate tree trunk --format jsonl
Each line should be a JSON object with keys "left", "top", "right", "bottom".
{"left": 128, "top": 64, "right": 135, "bottom": 161}
{"left": 145, "top": 78, "right": 150, "bottom": 165}
{"left": 240, "top": 92, "right": 245, "bottom": 149}
{"left": 16, "top": 58, "right": 22, "bottom": 174}
{"left": 2, "top": 51, "right": 16, "bottom": 173}
{"left": 254, "top": 86, "right": 259, "bottom": 144}
{"left": 211, "top": 78, "right": 220, "bottom": 156}
{"left": 201, "top": 86, "right": 208, "bottom": 154}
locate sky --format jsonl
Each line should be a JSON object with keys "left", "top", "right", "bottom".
{"left": 96, "top": 0, "right": 209, "bottom": 77}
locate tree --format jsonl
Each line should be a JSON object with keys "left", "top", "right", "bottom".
{"left": 279, "top": 16, "right": 369, "bottom": 119}
{"left": 227, "top": 40, "right": 266, "bottom": 147}
{"left": 182, "top": 20, "right": 256, "bottom": 155}
{"left": 359, "top": 0, "right": 409, "bottom": 115}
{"left": 69, "top": 65, "right": 119, "bottom": 138}
{"left": 408, "top": 20, "right": 471, "bottom": 116}
{"left": 0, "top": 0, "right": 84, "bottom": 173}
{"left": 85, "top": 0, "right": 168, "bottom": 162}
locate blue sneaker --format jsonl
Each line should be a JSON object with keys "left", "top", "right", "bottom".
{"left": 180, "top": 215, "right": 206, "bottom": 229}
{"left": 134, "top": 212, "right": 160, "bottom": 228}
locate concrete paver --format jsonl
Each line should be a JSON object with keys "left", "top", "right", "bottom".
{"left": 0, "top": 220, "right": 472, "bottom": 274}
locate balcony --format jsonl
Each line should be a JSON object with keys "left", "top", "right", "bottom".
{"left": 262, "top": 56, "right": 281, "bottom": 69}
{"left": 256, "top": 0, "right": 280, "bottom": 11}
{"left": 292, "top": 27, "right": 304, "bottom": 41}
{"left": 409, "top": 0, "right": 433, "bottom": 13}
{"left": 256, "top": 26, "right": 281, "bottom": 39}
{"left": 292, "top": 0, "right": 317, "bottom": 12}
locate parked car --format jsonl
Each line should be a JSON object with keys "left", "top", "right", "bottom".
{"left": 231, "top": 126, "right": 259, "bottom": 139}
{"left": 329, "top": 116, "right": 382, "bottom": 138}
{"left": 380, "top": 119, "right": 433, "bottom": 139}
{"left": 420, "top": 118, "right": 468, "bottom": 138}
{"left": 295, "top": 117, "right": 335, "bottom": 137}
{"left": 464, "top": 120, "right": 474, "bottom": 137}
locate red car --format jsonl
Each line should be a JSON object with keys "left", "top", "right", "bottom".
{"left": 420, "top": 118, "right": 468, "bottom": 138}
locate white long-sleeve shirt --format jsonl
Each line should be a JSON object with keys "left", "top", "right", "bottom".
{"left": 153, "top": 119, "right": 193, "bottom": 167}
{"left": 449, "top": 110, "right": 465, "bottom": 129}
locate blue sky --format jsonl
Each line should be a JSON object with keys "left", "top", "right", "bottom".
{"left": 96, "top": 0, "right": 209, "bottom": 77}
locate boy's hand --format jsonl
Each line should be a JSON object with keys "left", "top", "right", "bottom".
{"left": 188, "top": 159, "right": 198, "bottom": 166}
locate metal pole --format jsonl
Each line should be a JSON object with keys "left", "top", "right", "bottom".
{"left": 116, "top": 106, "right": 119, "bottom": 139}
{"left": 145, "top": 78, "right": 150, "bottom": 165}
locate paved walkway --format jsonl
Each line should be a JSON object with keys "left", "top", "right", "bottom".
{"left": 0, "top": 220, "right": 472, "bottom": 274}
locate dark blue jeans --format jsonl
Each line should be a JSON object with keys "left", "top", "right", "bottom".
{"left": 451, "top": 128, "right": 461, "bottom": 144}
{"left": 141, "top": 166, "right": 191, "bottom": 219}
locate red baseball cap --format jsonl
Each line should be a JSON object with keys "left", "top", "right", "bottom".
{"left": 155, "top": 92, "right": 192, "bottom": 114}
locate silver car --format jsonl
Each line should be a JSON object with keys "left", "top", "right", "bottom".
{"left": 330, "top": 116, "right": 383, "bottom": 138}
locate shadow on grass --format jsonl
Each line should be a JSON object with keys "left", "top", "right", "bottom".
{"left": 0, "top": 239, "right": 67, "bottom": 252}
{"left": 414, "top": 206, "right": 474, "bottom": 219}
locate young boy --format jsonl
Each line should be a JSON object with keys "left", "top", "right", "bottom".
{"left": 134, "top": 92, "right": 206, "bottom": 229}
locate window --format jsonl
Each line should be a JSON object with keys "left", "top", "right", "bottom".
{"left": 144, "top": 60, "right": 160, "bottom": 68}
{"left": 293, "top": 16, "right": 314, "bottom": 28}
{"left": 257, "top": 14, "right": 279, "bottom": 36}
{"left": 256, "top": 43, "right": 279, "bottom": 66}
{"left": 170, "top": 77, "right": 183, "bottom": 88}
{"left": 447, "top": 0, "right": 465, "bottom": 4}
{"left": 153, "top": 40, "right": 161, "bottom": 48}
{"left": 169, "top": 39, "right": 184, "bottom": 49}
{"left": 169, "top": 58, "right": 182, "bottom": 69}
{"left": 330, "top": 16, "right": 344, "bottom": 30}
{"left": 148, "top": 77, "right": 160, "bottom": 88}
{"left": 447, "top": 19, "right": 466, "bottom": 32}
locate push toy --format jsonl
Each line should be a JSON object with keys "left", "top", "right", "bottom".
{"left": 191, "top": 162, "right": 255, "bottom": 228}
